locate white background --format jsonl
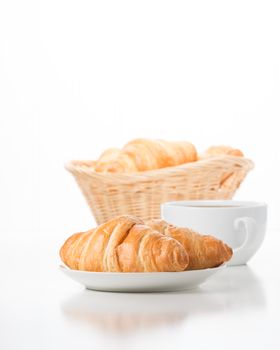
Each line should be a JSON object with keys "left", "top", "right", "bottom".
{"left": 0, "top": 0, "right": 279, "bottom": 235}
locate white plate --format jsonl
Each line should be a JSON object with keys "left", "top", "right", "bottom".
{"left": 59, "top": 264, "right": 226, "bottom": 292}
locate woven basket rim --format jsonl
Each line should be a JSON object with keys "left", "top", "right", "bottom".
{"left": 65, "top": 156, "right": 254, "bottom": 179}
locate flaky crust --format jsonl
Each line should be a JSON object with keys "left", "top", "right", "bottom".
{"left": 95, "top": 139, "right": 197, "bottom": 172}
{"left": 146, "top": 219, "right": 233, "bottom": 270}
{"left": 199, "top": 145, "right": 244, "bottom": 160}
{"left": 60, "top": 215, "right": 189, "bottom": 272}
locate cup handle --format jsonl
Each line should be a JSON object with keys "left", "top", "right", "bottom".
{"left": 231, "top": 217, "right": 257, "bottom": 265}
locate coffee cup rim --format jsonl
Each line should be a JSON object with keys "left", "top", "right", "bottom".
{"left": 162, "top": 200, "right": 267, "bottom": 209}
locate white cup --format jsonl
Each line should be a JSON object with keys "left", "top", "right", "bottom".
{"left": 161, "top": 200, "right": 267, "bottom": 266}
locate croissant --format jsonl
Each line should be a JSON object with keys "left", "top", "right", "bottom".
{"left": 60, "top": 215, "right": 189, "bottom": 272}
{"left": 146, "top": 219, "right": 233, "bottom": 270}
{"left": 95, "top": 138, "right": 197, "bottom": 172}
{"left": 199, "top": 145, "right": 244, "bottom": 159}
{"left": 97, "top": 148, "right": 121, "bottom": 163}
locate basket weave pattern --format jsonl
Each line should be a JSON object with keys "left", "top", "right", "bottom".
{"left": 66, "top": 156, "right": 254, "bottom": 225}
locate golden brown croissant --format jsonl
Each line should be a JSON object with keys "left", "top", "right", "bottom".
{"left": 146, "top": 219, "right": 233, "bottom": 270}
{"left": 60, "top": 215, "right": 189, "bottom": 272}
{"left": 97, "top": 148, "right": 121, "bottom": 163}
{"left": 95, "top": 138, "right": 197, "bottom": 172}
{"left": 199, "top": 145, "right": 244, "bottom": 159}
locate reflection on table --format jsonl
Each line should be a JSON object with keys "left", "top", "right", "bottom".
{"left": 61, "top": 265, "right": 266, "bottom": 333}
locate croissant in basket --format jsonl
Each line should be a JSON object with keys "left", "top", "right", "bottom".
{"left": 94, "top": 139, "right": 245, "bottom": 173}
{"left": 60, "top": 215, "right": 233, "bottom": 272}
{"left": 95, "top": 138, "right": 197, "bottom": 172}
{"left": 200, "top": 145, "right": 244, "bottom": 158}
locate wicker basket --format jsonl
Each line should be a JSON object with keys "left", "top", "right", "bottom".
{"left": 65, "top": 156, "right": 254, "bottom": 225}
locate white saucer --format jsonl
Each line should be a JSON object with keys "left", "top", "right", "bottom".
{"left": 59, "top": 264, "right": 226, "bottom": 292}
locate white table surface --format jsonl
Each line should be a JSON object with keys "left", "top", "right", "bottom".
{"left": 1, "top": 229, "right": 280, "bottom": 350}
